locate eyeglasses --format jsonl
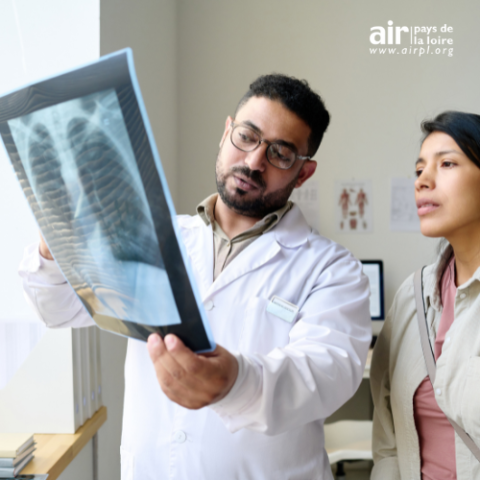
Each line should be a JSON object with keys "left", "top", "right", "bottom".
{"left": 229, "top": 121, "right": 310, "bottom": 170}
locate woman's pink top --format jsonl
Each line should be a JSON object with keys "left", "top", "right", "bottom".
{"left": 413, "top": 257, "right": 457, "bottom": 479}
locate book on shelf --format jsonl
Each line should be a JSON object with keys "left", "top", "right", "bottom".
{"left": 0, "top": 433, "right": 34, "bottom": 458}
{"left": 0, "top": 445, "right": 36, "bottom": 467}
{"left": 0, "top": 452, "right": 34, "bottom": 478}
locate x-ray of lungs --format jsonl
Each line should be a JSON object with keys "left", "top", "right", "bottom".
{"left": 0, "top": 49, "right": 214, "bottom": 352}
{"left": 9, "top": 90, "right": 181, "bottom": 327}
{"left": 67, "top": 113, "right": 162, "bottom": 266}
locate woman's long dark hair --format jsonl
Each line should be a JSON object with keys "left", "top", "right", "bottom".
{"left": 422, "top": 111, "right": 480, "bottom": 168}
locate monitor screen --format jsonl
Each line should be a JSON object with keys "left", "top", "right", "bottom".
{"left": 361, "top": 260, "right": 385, "bottom": 320}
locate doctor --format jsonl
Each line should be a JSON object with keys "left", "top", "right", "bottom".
{"left": 20, "top": 74, "right": 371, "bottom": 480}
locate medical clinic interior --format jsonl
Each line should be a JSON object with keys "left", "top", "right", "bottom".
{"left": 1, "top": 1, "right": 479, "bottom": 479}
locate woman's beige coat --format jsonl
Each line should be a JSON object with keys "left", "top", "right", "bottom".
{"left": 371, "top": 249, "right": 480, "bottom": 480}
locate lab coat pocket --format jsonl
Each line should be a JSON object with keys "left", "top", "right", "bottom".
{"left": 460, "top": 356, "right": 480, "bottom": 441}
{"left": 120, "top": 446, "right": 135, "bottom": 480}
{"left": 239, "top": 296, "right": 295, "bottom": 354}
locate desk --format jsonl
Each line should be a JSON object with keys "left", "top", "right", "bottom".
{"left": 363, "top": 348, "right": 373, "bottom": 379}
{"left": 326, "top": 349, "right": 374, "bottom": 424}
{"left": 22, "top": 407, "right": 107, "bottom": 480}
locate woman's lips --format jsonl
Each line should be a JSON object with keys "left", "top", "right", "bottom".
{"left": 417, "top": 202, "right": 440, "bottom": 216}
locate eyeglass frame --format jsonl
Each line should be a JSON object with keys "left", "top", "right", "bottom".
{"left": 229, "top": 121, "right": 311, "bottom": 170}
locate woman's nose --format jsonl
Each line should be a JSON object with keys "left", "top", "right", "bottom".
{"left": 415, "top": 164, "right": 435, "bottom": 191}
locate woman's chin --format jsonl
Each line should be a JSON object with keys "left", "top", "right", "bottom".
{"left": 419, "top": 221, "right": 446, "bottom": 238}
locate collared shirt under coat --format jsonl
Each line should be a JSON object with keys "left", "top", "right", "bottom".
{"left": 196, "top": 193, "right": 292, "bottom": 280}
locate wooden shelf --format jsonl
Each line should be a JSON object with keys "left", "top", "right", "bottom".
{"left": 22, "top": 406, "right": 107, "bottom": 480}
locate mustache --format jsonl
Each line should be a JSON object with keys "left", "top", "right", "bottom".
{"left": 229, "top": 166, "right": 266, "bottom": 189}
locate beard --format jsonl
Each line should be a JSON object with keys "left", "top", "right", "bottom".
{"left": 215, "top": 159, "right": 299, "bottom": 218}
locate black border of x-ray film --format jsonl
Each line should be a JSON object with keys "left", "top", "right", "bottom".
{"left": 0, "top": 50, "right": 215, "bottom": 353}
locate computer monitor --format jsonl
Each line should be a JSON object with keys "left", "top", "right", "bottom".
{"left": 361, "top": 260, "right": 385, "bottom": 336}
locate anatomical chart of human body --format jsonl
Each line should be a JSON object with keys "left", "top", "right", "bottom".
{"left": 335, "top": 180, "right": 373, "bottom": 233}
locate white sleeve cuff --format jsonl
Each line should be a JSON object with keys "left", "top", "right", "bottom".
{"left": 209, "top": 352, "right": 262, "bottom": 431}
{"left": 18, "top": 243, "right": 66, "bottom": 285}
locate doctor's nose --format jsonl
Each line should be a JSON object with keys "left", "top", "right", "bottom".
{"left": 244, "top": 144, "right": 268, "bottom": 172}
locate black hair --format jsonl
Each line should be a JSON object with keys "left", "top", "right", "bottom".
{"left": 421, "top": 111, "right": 480, "bottom": 168}
{"left": 235, "top": 74, "right": 330, "bottom": 157}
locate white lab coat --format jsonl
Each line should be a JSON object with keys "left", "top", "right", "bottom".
{"left": 19, "top": 205, "right": 371, "bottom": 480}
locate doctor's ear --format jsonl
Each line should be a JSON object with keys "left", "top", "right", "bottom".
{"left": 219, "top": 116, "right": 233, "bottom": 148}
{"left": 295, "top": 160, "right": 317, "bottom": 188}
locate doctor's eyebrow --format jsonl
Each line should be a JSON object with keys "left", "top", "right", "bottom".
{"left": 242, "top": 120, "right": 262, "bottom": 133}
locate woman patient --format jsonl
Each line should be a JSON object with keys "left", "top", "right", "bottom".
{"left": 371, "top": 111, "right": 480, "bottom": 479}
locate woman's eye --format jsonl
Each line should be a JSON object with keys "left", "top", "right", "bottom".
{"left": 415, "top": 169, "right": 423, "bottom": 177}
{"left": 442, "top": 161, "right": 455, "bottom": 168}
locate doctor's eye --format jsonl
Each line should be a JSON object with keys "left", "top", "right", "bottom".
{"left": 236, "top": 129, "right": 257, "bottom": 145}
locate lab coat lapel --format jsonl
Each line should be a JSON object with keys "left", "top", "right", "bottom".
{"left": 205, "top": 234, "right": 282, "bottom": 297}
{"left": 180, "top": 216, "right": 214, "bottom": 299}
{"left": 205, "top": 205, "right": 311, "bottom": 298}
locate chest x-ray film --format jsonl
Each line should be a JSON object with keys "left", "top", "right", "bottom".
{"left": 0, "top": 49, "right": 215, "bottom": 352}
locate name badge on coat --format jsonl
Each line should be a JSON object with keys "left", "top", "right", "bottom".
{"left": 266, "top": 296, "right": 299, "bottom": 323}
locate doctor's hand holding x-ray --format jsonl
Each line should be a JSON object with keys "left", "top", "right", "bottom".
{"left": 147, "top": 333, "right": 238, "bottom": 409}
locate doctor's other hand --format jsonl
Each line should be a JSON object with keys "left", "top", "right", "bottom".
{"left": 39, "top": 232, "right": 54, "bottom": 260}
{"left": 147, "top": 333, "right": 239, "bottom": 410}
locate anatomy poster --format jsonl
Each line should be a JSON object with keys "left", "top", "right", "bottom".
{"left": 335, "top": 180, "right": 373, "bottom": 233}
{"left": 390, "top": 177, "right": 420, "bottom": 232}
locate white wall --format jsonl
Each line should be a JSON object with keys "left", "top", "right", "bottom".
{"left": 0, "top": 0, "right": 99, "bottom": 323}
{"left": 100, "top": 0, "right": 178, "bottom": 203}
{"left": 0, "top": 2, "right": 113, "bottom": 480}
{"left": 176, "top": 0, "right": 480, "bottom": 312}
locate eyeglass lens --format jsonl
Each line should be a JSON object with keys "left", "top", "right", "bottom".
{"left": 231, "top": 124, "right": 296, "bottom": 169}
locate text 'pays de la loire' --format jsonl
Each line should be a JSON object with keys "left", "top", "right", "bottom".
{"left": 370, "top": 21, "right": 454, "bottom": 45}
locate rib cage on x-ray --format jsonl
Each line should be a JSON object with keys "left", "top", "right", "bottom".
{"left": 28, "top": 123, "right": 80, "bottom": 284}
{"left": 13, "top": 89, "right": 175, "bottom": 324}
{"left": 28, "top": 111, "right": 160, "bottom": 263}
{"left": 67, "top": 117, "right": 162, "bottom": 266}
